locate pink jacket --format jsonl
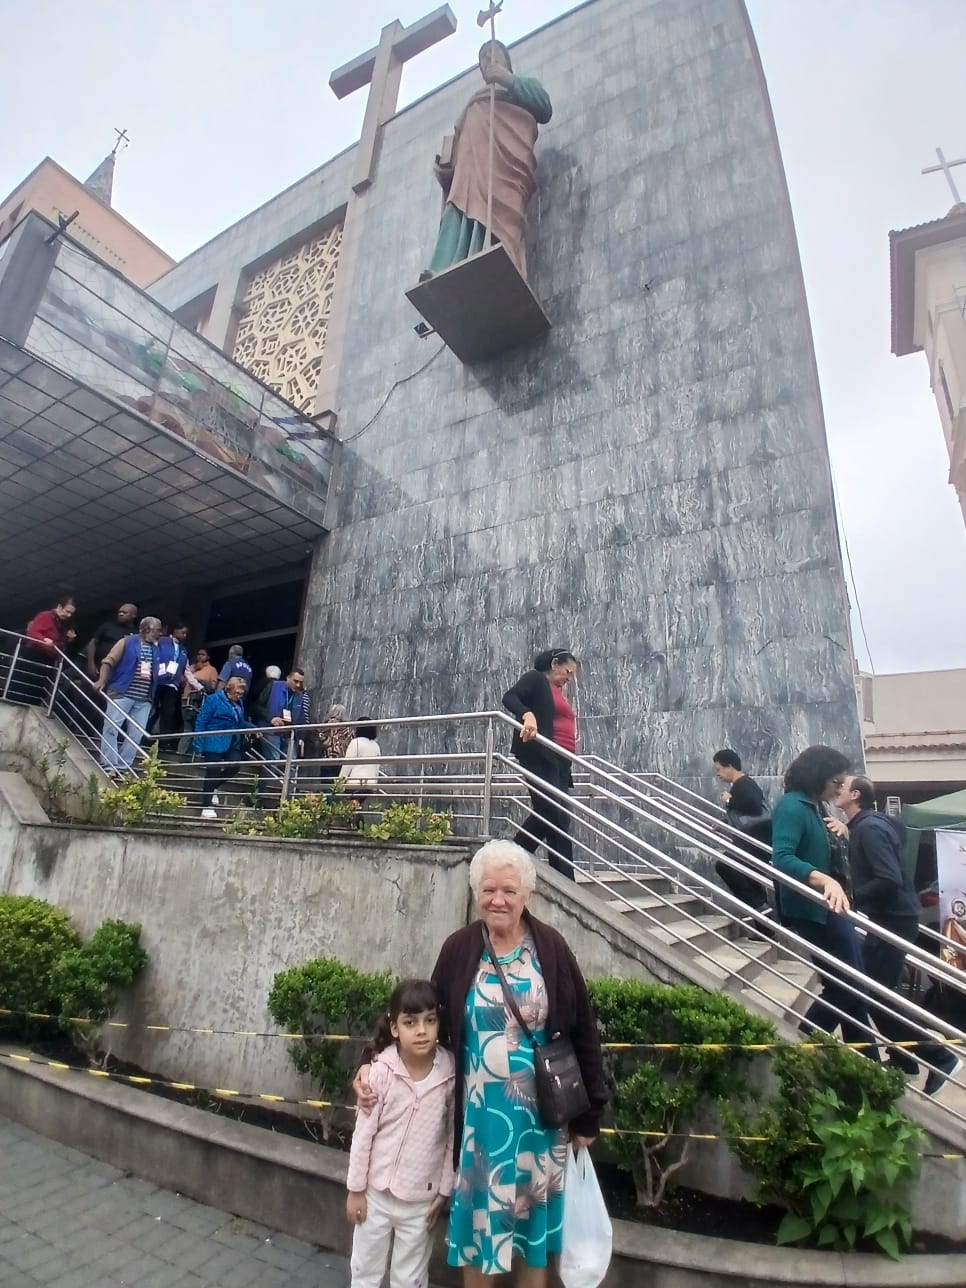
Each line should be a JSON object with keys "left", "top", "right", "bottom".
{"left": 346, "top": 1044, "right": 456, "bottom": 1202}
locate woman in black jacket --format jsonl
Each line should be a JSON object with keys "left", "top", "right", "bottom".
{"left": 502, "top": 648, "right": 579, "bottom": 879}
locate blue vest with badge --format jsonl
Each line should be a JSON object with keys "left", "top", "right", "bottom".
{"left": 107, "top": 635, "right": 159, "bottom": 698}
{"left": 156, "top": 637, "right": 188, "bottom": 689}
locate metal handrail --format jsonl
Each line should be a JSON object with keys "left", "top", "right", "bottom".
{"left": 3, "top": 628, "right": 966, "bottom": 1114}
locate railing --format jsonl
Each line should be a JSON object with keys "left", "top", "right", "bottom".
{"left": 2, "top": 628, "right": 966, "bottom": 1124}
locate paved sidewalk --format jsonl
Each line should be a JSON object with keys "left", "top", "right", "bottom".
{"left": 0, "top": 1116, "right": 350, "bottom": 1287}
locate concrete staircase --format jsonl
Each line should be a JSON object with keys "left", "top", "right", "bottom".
{"left": 577, "top": 868, "right": 818, "bottom": 1026}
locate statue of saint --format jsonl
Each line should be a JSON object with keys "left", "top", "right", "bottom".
{"left": 422, "top": 40, "right": 552, "bottom": 281}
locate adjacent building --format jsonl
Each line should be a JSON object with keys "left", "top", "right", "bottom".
{"left": 0, "top": 152, "right": 173, "bottom": 288}
{"left": 860, "top": 668, "right": 966, "bottom": 807}
{"left": 890, "top": 201, "right": 966, "bottom": 528}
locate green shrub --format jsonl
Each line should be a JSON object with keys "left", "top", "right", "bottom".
{"left": 0, "top": 894, "right": 80, "bottom": 1016}
{"left": 95, "top": 746, "right": 186, "bottom": 826}
{"left": 267, "top": 957, "right": 392, "bottom": 1141}
{"left": 226, "top": 793, "right": 357, "bottom": 839}
{"left": 0, "top": 898, "right": 147, "bottom": 1053}
{"left": 363, "top": 802, "right": 452, "bottom": 844}
{"left": 589, "top": 979, "right": 776, "bottom": 1207}
{"left": 50, "top": 920, "right": 148, "bottom": 1025}
{"left": 724, "top": 1036, "right": 920, "bottom": 1258}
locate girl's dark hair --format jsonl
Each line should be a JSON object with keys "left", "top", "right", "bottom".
{"left": 533, "top": 648, "right": 577, "bottom": 673}
{"left": 354, "top": 721, "right": 378, "bottom": 740}
{"left": 783, "top": 745, "right": 850, "bottom": 798}
{"left": 366, "top": 978, "right": 440, "bottom": 1059}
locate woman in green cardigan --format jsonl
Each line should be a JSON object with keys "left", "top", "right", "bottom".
{"left": 771, "top": 745, "right": 878, "bottom": 1056}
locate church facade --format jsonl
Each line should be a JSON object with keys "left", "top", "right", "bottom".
{"left": 149, "top": 0, "right": 862, "bottom": 785}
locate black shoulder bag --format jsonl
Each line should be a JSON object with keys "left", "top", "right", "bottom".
{"left": 481, "top": 926, "right": 589, "bottom": 1129}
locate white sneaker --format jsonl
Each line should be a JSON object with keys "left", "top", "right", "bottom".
{"left": 201, "top": 808, "right": 218, "bottom": 821}
{"left": 211, "top": 794, "right": 220, "bottom": 806}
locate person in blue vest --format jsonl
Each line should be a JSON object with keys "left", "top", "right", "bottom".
{"left": 256, "top": 668, "right": 310, "bottom": 774}
{"left": 153, "top": 623, "right": 191, "bottom": 749}
{"left": 94, "top": 616, "right": 163, "bottom": 774}
{"left": 217, "top": 645, "right": 253, "bottom": 704}
{"left": 194, "top": 675, "right": 256, "bottom": 820}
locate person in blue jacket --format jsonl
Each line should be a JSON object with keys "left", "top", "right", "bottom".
{"left": 771, "top": 744, "right": 878, "bottom": 1058}
{"left": 194, "top": 676, "right": 255, "bottom": 819}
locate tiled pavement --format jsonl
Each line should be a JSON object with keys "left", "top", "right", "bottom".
{"left": 0, "top": 1116, "right": 350, "bottom": 1287}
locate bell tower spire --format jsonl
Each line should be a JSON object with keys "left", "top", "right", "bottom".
{"left": 83, "top": 128, "right": 130, "bottom": 207}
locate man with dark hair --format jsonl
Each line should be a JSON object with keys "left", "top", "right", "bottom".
{"left": 251, "top": 668, "right": 310, "bottom": 799}
{"left": 153, "top": 623, "right": 191, "bottom": 747}
{"left": 85, "top": 603, "right": 138, "bottom": 680}
{"left": 712, "top": 749, "right": 772, "bottom": 912}
{"left": 19, "top": 594, "right": 77, "bottom": 706}
{"left": 836, "top": 773, "right": 960, "bottom": 1094}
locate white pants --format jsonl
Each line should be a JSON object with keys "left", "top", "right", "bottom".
{"left": 350, "top": 1187, "right": 434, "bottom": 1288}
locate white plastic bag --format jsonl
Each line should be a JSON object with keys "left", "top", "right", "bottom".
{"left": 559, "top": 1145, "right": 612, "bottom": 1288}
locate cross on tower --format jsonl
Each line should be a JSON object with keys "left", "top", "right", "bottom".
{"left": 112, "top": 127, "right": 130, "bottom": 156}
{"left": 330, "top": 4, "right": 457, "bottom": 194}
{"left": 922, "top": 146, "right": 966, "bottom": 205}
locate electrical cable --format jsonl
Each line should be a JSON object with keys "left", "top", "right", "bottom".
{"left": 339, "top": 343, "right": 447, "bottom": 444}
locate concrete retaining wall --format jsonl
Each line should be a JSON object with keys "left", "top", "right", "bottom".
{"left": 2, "top": 755, "right": 965, "bottom": 1237}
{"left": 2, "top": 1056, "right": 962, "bottom": 1287}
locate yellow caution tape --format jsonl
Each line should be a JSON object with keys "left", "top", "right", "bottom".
{"left": 1, "top": 1049, "right": 963, "bottom": 1158}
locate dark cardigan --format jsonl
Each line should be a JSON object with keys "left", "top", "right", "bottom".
{"left": 502, "top": 668, "right": 573, "bottom": 786}
{"left": 431, "top": 912, "right": 609, "bottom": 1160}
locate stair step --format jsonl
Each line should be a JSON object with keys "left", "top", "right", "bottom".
{"left": 604, "top": 892, "right": 707, "bottom": 927}
{"left": 647, "top": 915, "right": 733, "bottom": 950}
{"left": 738, "top": 970, "right": 812, "bottom": 1020}
{"left": 700, "top": 941, "right": 775, "bottom": 981}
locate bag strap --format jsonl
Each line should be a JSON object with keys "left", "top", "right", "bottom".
{"left": 481, "top": 925, "right": 537, "bottom": 1044}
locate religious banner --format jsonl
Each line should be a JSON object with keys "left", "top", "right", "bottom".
{"left": 935, "top": 829, "right": 966, "bottom": 971}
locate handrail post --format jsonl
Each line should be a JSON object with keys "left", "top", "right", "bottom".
{"left": 280, "top": 728, "right": 297, "bottom": 801}
{"left": 482, "top": 717, "right": 494, "bottom": 836}
{"left": 45, "top": 656, "right": 64, "bottom": 717}
{"left": 2, "top": 637, "right": 22, "bottom": 700}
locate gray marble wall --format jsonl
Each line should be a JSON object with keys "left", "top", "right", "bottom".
{"left": 303, "top": 0, "right": 862, "bottom": 790}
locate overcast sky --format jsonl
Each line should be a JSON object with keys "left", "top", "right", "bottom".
{"left": 3, "top": 0, "right": 965, "bottom": 674}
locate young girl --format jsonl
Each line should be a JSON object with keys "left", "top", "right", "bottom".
{"left": 346, "top": 979, "right": 455, "bottom": 1288}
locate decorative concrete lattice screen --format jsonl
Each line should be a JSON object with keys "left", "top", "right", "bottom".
{"left": 232, "top": 223, "right": 342, "bottom": 411}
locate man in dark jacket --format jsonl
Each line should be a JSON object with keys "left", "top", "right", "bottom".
{"left": 836, "top": 774, "right": 959, "bottom": 1094}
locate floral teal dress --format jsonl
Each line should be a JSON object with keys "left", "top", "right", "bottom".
{"left": 447, "top": 934, "right": 567, "bottom": 1273}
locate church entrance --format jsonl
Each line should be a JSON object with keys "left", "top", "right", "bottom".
{"left": 203, "top": 577, "right": 305, "bottom": 677}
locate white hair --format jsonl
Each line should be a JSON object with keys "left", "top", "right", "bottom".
{"left": 265, "top": 665, "right": 281, "bottom": 680}
{"left": 468, "top": 840, "right": 537, "bottom": 896}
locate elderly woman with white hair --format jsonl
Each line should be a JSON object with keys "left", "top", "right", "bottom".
{"left": 433, "top": 839, "right": 608, "bottom": 1285}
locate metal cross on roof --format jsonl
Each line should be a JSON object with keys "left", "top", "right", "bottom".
{"left": 112, "top": 127, "right": 130, "bottom": 156}
{"left": 922, "top": 147, "right": 966, "bottom": 205}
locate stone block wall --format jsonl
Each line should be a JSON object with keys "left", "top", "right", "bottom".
{"left": 300, "top": 0, "right": 861, "bottom": 790}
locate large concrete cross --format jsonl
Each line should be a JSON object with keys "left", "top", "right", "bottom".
{"left": 330, "top": 5, "right": 457, "bottom": 194}
{"left": 314, "top": 6, "right": 457, "bottom": 418}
